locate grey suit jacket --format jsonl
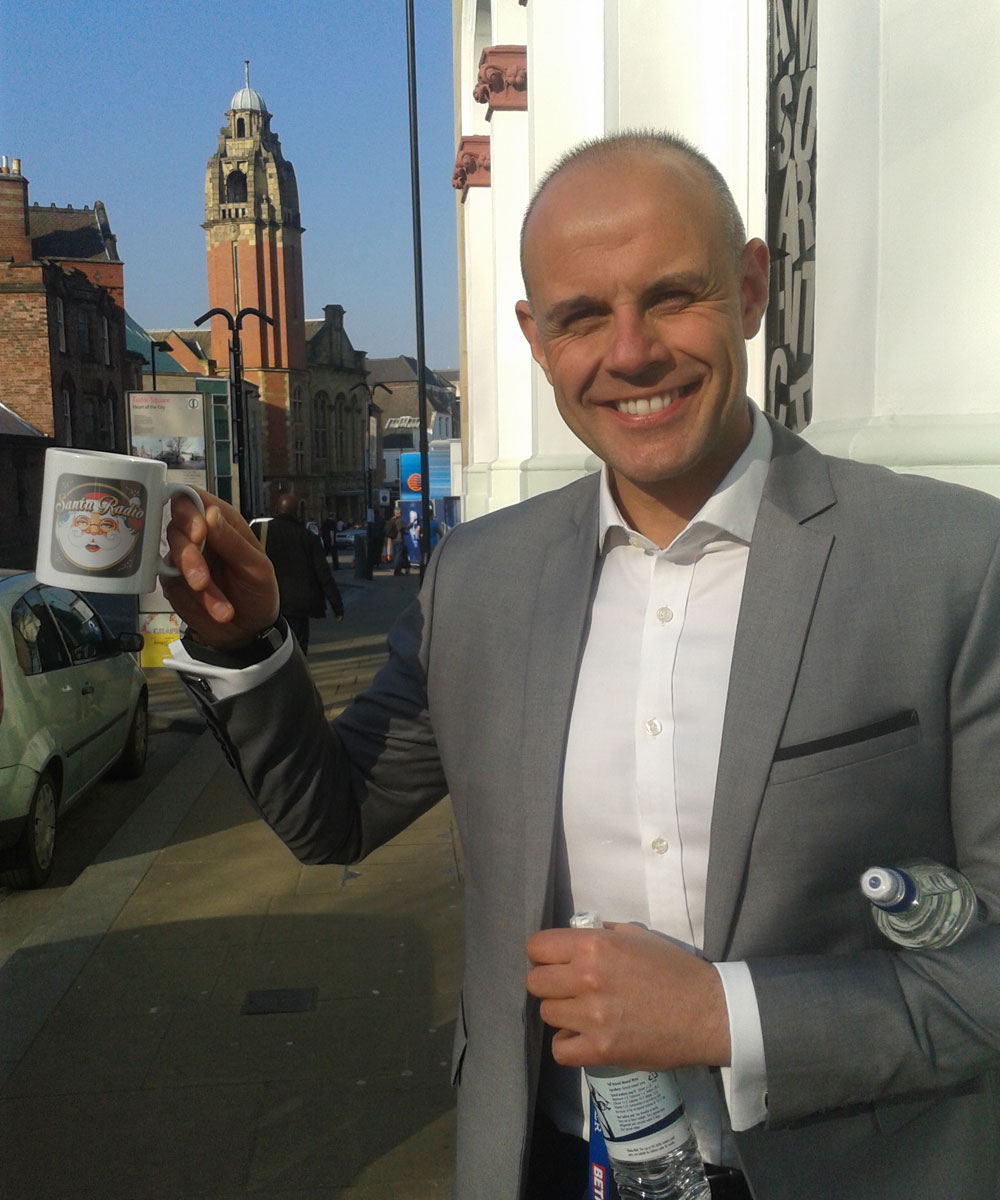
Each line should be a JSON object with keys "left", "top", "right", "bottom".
{"left": 195, "top": 420, "right": 1000, "bottom": 1199}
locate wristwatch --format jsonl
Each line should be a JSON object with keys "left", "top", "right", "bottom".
{"left": 181, "top": 619, "right": 287, "bottom": 669}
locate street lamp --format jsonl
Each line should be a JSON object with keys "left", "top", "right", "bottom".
{"left": 148, "top": 339, "right": 172, "bottom": 391}
{"left": 193, "top": 305, "right": 273, "bottom": 519}
{"left": 404, "top": 0, "right": 432, "bottom": 580}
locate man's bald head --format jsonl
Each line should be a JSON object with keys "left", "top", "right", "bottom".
{"left": 275, "top": 493, "right": 298, "bottom": 518}
{"left": 519, "top": 131, "right": 747, "bottom": 302}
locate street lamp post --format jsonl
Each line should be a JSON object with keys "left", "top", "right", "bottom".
{"left": 194, "top": 305, "right": 273, "bottom": 519}
{"left": 404, "top": 0, "right": 432, "bottom": 580}
{"left": 148, "top": 339, "right": 172, "bottom": 391}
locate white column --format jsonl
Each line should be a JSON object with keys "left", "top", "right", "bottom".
{"left": 805, "top": 0, "right": 1000, "bottom": 496}
{"left": 459, "top": 0, "right": 499, "bottom": 520}
{"left": 462, "top": 185, "right": 498, "bottom": 520}
{"left": 518, "top": 0, "right": 610, "bottom": 498}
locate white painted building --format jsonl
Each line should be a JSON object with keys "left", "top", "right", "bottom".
{"left": 452, "top": 0, "right": 1000, "bottom": 518}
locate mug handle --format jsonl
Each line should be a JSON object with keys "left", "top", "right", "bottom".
{"left": 158, "top": 483, "right": 207, "bottom": 577}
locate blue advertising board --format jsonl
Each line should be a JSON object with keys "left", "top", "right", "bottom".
{"left": 400, "top": 448, "right": 451, "bottom": 499}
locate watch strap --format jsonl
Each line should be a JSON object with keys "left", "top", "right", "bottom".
{"left": 182, "top": 618, "right": 288, "bottom": 669}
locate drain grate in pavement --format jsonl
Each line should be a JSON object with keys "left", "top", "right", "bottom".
{"left": 241, "top": 987, "right": 318, "bottom": 1015}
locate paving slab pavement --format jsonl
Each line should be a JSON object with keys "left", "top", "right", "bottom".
{"left": 0, "top": 569, "right": 463, "bottom": 1199}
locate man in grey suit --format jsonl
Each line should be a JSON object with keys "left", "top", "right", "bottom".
{"left": 163, "top": 133, "right": 1000, "bottom": 1199}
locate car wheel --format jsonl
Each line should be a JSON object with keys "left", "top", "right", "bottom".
{"left": 110, "top": 691, "right": 148, "bottom": 779}
{"left": 0, "top": 770, "right": 58, "bottom": 889}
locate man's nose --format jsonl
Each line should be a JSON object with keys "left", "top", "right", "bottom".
{"left": 605, "top": 310, "right": 670, "bottom": 380}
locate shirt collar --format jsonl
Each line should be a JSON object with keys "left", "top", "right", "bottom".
{"left": 598, "top": 401, "right": 774, "bottom": 556}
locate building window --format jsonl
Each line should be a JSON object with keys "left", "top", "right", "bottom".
{"left": 291, "top": 386, "right": 303, "bottom": 426}
{"left": 61, "top": 382, "right": 74, "bottom": 446}
{"left": 335, "top": 392, "right": 347, "bottom": 462}
{"left": 226, "top": 170, "right": 247, "bottom": 203}
{"left": 294, "top": 437, "right": 304, "bottom": 475}
{"left": 56, "top": 297, "right": 66, "bottom": 352}
{"left": 236, "top": 117, "right": 246, "bottom": 137}
{"left": 312, "top": 390, "right": 329, "bottom": 459}
{"left": 76, "top": 310, "right": 91, "bottom": 357}
{"left": 101, "top": 387, "right": 116, "bottom": 450}
{"left": 102, "top": 316, "right": 111, "bottom": 366}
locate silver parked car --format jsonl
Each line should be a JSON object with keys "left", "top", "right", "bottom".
{"left": 0, "top": 570, "right": 148, "bottom": 888}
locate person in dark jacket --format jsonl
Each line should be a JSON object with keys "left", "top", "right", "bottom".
{"left": 252, "top": 494, "right": 343, "bottom": 653}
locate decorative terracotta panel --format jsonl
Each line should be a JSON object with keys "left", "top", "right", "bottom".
{"left": 451, "top": 136, "right": 491, "bottom": 191}
{"left": 473, "top": 45, "right": 527, "bottom": 112}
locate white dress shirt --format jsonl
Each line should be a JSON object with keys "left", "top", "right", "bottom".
{"left": 542, "top": 403, "right": 772, "bottom": 1164}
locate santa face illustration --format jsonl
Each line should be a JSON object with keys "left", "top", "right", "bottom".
{"left": 53, "top": 485, "right": 144, "bottom": 573}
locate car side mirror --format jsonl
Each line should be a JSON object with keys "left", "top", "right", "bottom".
{"left": 115, "top": 632, "right": 145, "bottom": 654}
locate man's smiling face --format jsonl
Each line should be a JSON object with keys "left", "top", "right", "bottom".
{"left": 516, "top": 150, "right": 768, "bottom": 540}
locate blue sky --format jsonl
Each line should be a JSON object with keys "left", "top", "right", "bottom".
{"left": 0, "top": 0, "right": 460, "bottom": 367}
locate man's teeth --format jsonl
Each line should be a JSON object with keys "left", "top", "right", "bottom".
{"left": 615, "top": 389, "right": 685, "bottom": 416}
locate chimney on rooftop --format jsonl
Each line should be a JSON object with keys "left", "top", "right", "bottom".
{"left": 0, "top": 154, "right": 31, "bottom": 260}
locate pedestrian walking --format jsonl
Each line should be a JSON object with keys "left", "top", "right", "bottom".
{"left": 385, "top": 504, "right": 411, "bottom": 575}
{"left": 251, "top": 494, "right": 343, "bottom": 653}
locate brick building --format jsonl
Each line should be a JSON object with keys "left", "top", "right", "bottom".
{"left": 0, "top": 155, "right": 133, "bottom": 565}
{"left": 201, "top": 66, "right": 370, "bottom": 521}
{"left": 0, "top": 158, "right": 131, "bottom": 447}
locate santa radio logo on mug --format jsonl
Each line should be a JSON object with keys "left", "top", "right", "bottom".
{"left": 49, "top": 476, "right": 147, "bottom": 578}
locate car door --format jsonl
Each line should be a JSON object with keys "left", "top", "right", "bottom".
{"left": 40, "top": 587, "right": 129, "bottom": 786}
{"left": 9, "top": 588, "right": 91, "bottom": 800}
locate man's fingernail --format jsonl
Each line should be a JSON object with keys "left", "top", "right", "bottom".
{"left": 210, "top": 598, "right": 234, "bottom": 620}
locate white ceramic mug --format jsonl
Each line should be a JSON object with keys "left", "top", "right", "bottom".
{"left": 35, "top": 447, "right": 205, "bottom": 595}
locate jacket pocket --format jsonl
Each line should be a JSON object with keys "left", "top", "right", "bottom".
{"left": 770, "top": 710, "right": 920, "bottom": 784}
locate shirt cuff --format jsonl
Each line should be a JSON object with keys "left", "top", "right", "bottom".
{"left": 712, "top": 960, "right": 768, "bottom": 1130}
{"left": 163, "top": 629, "right": 294, "bottom": 701}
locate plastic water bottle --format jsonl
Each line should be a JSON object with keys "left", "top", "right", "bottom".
{"left": 570, "top": 912, "right": 711, "bottom": 1199}
{"left": 860, "top": 859, "right": 982, "bottom": 948}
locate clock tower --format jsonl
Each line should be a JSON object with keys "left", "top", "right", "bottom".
{"left": 203, "top": 63, "right": 308, "bottom": 488}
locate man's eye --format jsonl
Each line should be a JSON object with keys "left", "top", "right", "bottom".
{"left": 651, "top": 293, "right": 691, "bottom": 313}
{"left": 559, "top": 310, "right": 604, "bottom": 333}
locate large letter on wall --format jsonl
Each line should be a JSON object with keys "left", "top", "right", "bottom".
{"left": 766, "top": 0, "right": 817, "bottom": 431}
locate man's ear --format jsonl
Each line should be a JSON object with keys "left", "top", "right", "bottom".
{"left": 515, "top": 299, "right": 554, "bottom": 384}
{"left": 739, "top": 238, "right": 770, "bottom": 338}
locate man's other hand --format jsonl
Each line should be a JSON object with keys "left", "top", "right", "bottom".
{"left": 526, "top": 921, "right": 731, "bottom": 1071}
{"left": 162, "top": 490, "right": 279, "bottom": 650}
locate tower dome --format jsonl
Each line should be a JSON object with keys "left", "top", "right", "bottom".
{"left": 229, "top": 61, "right": 267, "bottom": 113}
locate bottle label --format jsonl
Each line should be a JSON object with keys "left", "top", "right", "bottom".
{"left": 586, "top": 1070, "right": 693, "bottom": 1162}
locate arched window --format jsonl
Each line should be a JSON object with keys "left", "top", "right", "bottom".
{"left": 334, "top": 392, "right": 347, "bottom": 462}
{"left": 312, "top": 390, "right": 329, "bottom": 459}
{"left": 226, "top": 170, "right": 247, "bottom": 203}
{"left": 349, "top": 397, "right": 363, "bottom": 468}
{"left": 236, "top": 117, "right": 246, "bottom": 138}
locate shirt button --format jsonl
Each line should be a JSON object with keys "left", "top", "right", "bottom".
{"left": 645, "top": 718, "right": 663, "bottom": 736}
{"left": 656, "top": 606, "right": 674, "bottom": 624}
{"left": 651, "top": 836, "right": 669, "bottom": 855}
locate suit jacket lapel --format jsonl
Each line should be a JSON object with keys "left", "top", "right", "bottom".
{"left": 703, "top": 422, "right": 838, "bottom": 960}
{"left": 519, "top": 476, "right": 601, "bottom": 939}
